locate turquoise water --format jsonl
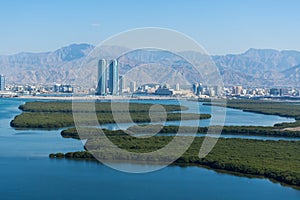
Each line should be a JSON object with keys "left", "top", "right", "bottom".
{"left": 0, "top": 98, "right": 299, "bottom": 199}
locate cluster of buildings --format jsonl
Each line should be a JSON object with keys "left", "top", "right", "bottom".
{"left": 95, "top": 59, "right": 184, "bottom": 96}
{"left": 192, "top": 83, "right": 221, "bottom": 97}
{"left": 1, "top": 60, "right": 300, "bottom": 99}
{"left": 224, "top": 85, "right": 300, "bottom": 98}
{"left": 1, "top": 83, "right": 73, "bottom": 97}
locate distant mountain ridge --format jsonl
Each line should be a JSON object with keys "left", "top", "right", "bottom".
{"left": 0, "top": 44, "right": 299, "bottom": 87}
{"left": 213, "top": 48, "right": 300, "bottom": 87}
{"left": 0, "top": 44, "right": 94, "bottom": 84}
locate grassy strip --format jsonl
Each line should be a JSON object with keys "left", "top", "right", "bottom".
{"left": 10, "top": 112, "right": 209, "bottom": 129}
{"left": 129, "top": 124, "right": 300, "bottom": 138}
{"left": 11, "top": 101, "right": 210, "bottom": 129}
{"left": 60, "top": 124, "right": 300, "bottom": 140}
{"left": 19, "top": 101, "right": 188, "bottom": 113}
{"left": 50, "top": 136, "right": 300, "bottom": 187}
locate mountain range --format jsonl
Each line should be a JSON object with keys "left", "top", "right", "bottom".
{"left": 0, "top": 43, "right": 299, "bottom": 88}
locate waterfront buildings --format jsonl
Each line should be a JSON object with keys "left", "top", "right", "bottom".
{"left": 119, "top": 75, "right": 125, "bottom": 94}
{"left": 96, "top": 59, "right": 120, "bottom": 96}
{"left": 0, "top": 75, "right": 5, "bottom": 91}
{"left": 108, "top": 59, "right": 119, "bottom": 95}
{"left": 96, "top": 59, "right": 107, "bottom": 95}
{"left": 130, "top": 81, "right": 136, "bottom": 93}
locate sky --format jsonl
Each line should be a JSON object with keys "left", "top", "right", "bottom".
{"left": 0, "top": 0, "right": 300, "bottom": 55}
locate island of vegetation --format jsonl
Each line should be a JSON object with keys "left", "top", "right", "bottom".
{"left": 10, "top": 101, "right": 211, "bottom": 129}
{"left": 50, "top": 129, "right": 300, "bottom": 187}
{"left": 61, "top": 124, "right": 300, "bottom": 139}
{"left": 11, "top": 100, "right": 300, "bottom": 188}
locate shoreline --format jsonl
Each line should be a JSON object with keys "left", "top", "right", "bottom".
{"left": 49, "top": 142, "right": 300, "bottom": 189}
{"left": 15, "top": 95, "right": 190, "bottom": 101}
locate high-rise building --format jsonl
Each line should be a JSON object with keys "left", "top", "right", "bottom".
{"left": 192, "top": 83, "right": 203, "bottom": 96}
{"left": 232, "top": 86, "right": 243, "bottom": 95}
{"left": 119, "top": 75, "right": 125, "bottom": 94}
{"left": 175, "top": 83, "right": 180, "bottom": 91}
{"left": 196, "top": 83, "right": 203, "bottom": 95}
{"left": 192, "top": 83, "right": 199, "bottom": 94}
{"left": 108, "top": 59, "right": 119, "bottom": 95}
{"left": 0, "top": 75, "right": 5, "bottom": 91}
{"left": 96, "top": 59, "right": 107, "bottom": 95}
{"left": 279, "top": 88, "right": 289, "bottom": 96}
{"left": 130, "top": 81, "right": 136, "bottom": 93}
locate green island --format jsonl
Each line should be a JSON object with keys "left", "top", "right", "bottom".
{"left": 18, "top": 101, "right": 188, "bottom": 113}
{"left": 60, "top": 124, "right": 300, "bottom": 139}
{"left": 50, "top": 130, "right": 300, "bottom": 187}
{"left": 10, "top": 100, "right": 300, "bottom": 188}
{"left": 11, "top": 101, "right": 210, "bottom": 129}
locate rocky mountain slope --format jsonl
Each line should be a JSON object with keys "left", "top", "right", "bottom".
{"left": 1, "top": 44, "right": 300, "bottom": 87}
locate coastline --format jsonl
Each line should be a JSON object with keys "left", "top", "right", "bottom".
{"left": 49, "top": 137, "right": 300, "bottom": 188}
{"left": 15, "top": 95, "right": 188, "bottom": 101}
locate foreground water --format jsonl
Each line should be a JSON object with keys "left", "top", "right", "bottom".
{"left": 1, "top": 158, "right": 300, "bottom": 200}
{"left": 0, "top": 98, "right": 299, "bottom": 199}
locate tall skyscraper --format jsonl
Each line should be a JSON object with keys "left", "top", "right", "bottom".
{"left": 192, "top": 83, "right": 199, "bottom": 94}
{"left": 175, "top": 83, "right": 180, "bottom": 91}
{"left": 130, "top": 81, "right": 136, "bottom": 93}
{"left": 0, "top": 75, "right": 5, "bottom": 91}
{"left": 108, "top": 59, "right": 119, "bottom": 95}
{"left": 119, "top": 75, "right": 125, "bottom": 94}
{"left": 96, "top": 59, "right": 107, "bottom": 95}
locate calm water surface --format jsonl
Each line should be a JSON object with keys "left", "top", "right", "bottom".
{"left": 101, "top": 99, "right": 295, "bottom": 129}
{"left": 0, "top": 98, "right": 299, "bottom": 200}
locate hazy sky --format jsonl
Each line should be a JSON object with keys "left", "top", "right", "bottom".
{"left": 1, "top": 0, "right": 300, "bottom": 55}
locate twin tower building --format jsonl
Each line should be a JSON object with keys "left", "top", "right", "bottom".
{"left": 96, "top": 59, "right": 119, "bottom": 96}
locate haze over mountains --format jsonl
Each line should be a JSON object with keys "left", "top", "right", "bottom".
{"left": 0, "top": 43, "right": 299, "bottom": 87}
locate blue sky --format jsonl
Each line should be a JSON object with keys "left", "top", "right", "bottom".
{"left": 1, "top": 0, "right": 300, "bottom": 55}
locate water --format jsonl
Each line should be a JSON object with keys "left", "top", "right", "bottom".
{"left": 0, "top": 98, "right": 299, "bottom": 199}
{"left": 0, "top": 99, "right": 84, "bottom": 158}
{"left": 1, "top": 158, "right": 300, "bottom": 200}
{"left": 100, "top": 99, "right": 295, "bottom": 130}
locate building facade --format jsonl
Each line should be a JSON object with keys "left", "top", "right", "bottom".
{"left": 119, "top": 75, "right": 125, "bottom": 94}
{"left": 108, "top": 59, "right": 119, "bottom": 95}
{"left": 130, "top": 81, "right": 136, "bottom": 93}
{"left": 96, "top": 59, "right": 107, "bottom": 95}
{"left": 0, "top": 75, "right": 5, "bottom": 91}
